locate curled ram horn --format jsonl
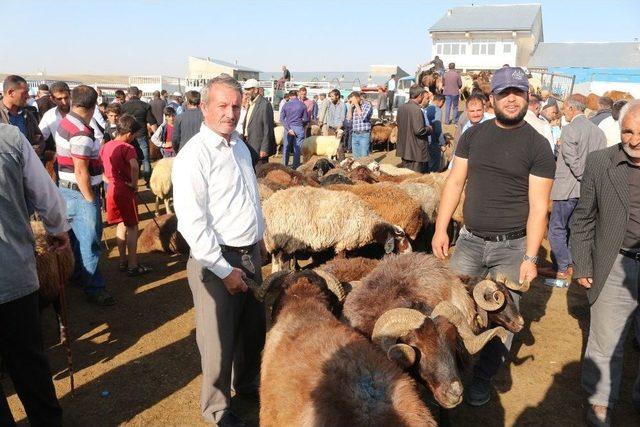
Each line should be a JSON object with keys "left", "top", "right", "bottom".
{"left": 372, "top": 308, "right": 426, "bottom": 368}
{"left": 472, "top": 279, "right": 506, "bottom": 312}
{"left": 312, "top": 269, "right": 346, "bottom": 303}
{"left": 430, "top": 301, "right": 508, "bottom": 355}
{"left": 259, "top": 270, "right": 291, "bottom": 304}
{"left": 494, "top": 272, "right": 531, "bottom": 293}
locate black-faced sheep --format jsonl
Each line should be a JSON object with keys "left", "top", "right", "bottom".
{"left": 150, "top": 157, "right": 173, "bottom": 216}
{"left": 256, "top": 162, "right": 320, "bottom": 188}
{"left": 262, "top": 186, "right": 411, "bottom": 272}
{"left": 260, "top": 270, "right": 436, "bottom": 427}
{"left": 320, "top": 174, "right": 354, "bottom": 186}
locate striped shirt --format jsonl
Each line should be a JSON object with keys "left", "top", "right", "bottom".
{"left": 55, "top": 111, "right": 103, "bottom": 186}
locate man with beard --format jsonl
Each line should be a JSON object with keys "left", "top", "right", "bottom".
{"left": 242, "top": 79, "right": 275, "bottom": 166}
{"left": 0, "top": 75, "right": 45, "bottom": 156}
{"left": 571, "top": 100, "right": 640, "bottom": 427}
{"left": 432, "top": 67, "right": 555, "bottom": 406}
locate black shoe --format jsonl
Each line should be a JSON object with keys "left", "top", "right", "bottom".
{"left": 85, "top": 290, "right": 116, "bottom": 306}
{"left": 217, "top": 412, "right": 246, "bottom": 427}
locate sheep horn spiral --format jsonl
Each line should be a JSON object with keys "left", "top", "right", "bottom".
{"left": 372, "top": 308, "right": 426, "bottom": 366}
{"left": 472, "top": 280, "right": 506, "bottom": 312}
{"left": 494, "top": 272, "right": 531, "bottom": 293}
{"left": 312, "top": 269, "right": 346, "bottom": 303}
{"left": 430, "top": 301, "right": 508, "bottom": 355}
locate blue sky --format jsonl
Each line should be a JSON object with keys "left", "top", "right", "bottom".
{"left": 2, "top": 0, "right": 638, "bottom": 76}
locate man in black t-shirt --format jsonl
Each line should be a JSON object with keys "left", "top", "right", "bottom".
{"left": 432, "top": 67, "right": 555, "bottom": 407}
{"left": 122, "top": 86, "right": 158, "bottom": 185}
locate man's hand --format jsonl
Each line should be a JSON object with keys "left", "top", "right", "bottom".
{"left": 519, "top": 260, "right": 537, "bottom": 284}
{"left": 431, "top": 229, "right": 450, "bottom": 259}
{"left": 222, "top": 267, "right": 249, "bottom": 295}
{"left": 577, "top": 277, "right": 593, "bottom": 289}
{"left": 50, "top": 231, "right": 70, "bottom": 252}
{"left": 287, "top": 129, "right": 296, "bottom": 136}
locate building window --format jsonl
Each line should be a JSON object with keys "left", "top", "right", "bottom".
{"left": 472, "top": 44, "right": 479, "bottom": 55}
{"left": 443, "top": 44, "right": 451, "bottom": 55}
{"left": 480, "top": 44, "right": 487, "bottom": 54}
{"left": 452, "top": 44, "right": 459, "bottom": 55}
{"left": 437, "top": 44, "right": 442, "bottom": 54}
{"left": 488, "top": 44, "right": 495, "bottom": 55}
{"left": 460, "top": 44, "right": 466, "bottom": 54}
{"left": 503, "top": 43, "right": 511, "bottom": 53}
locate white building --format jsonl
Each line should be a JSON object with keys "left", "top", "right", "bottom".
{"left": 428, "top": 4, "right": 544, "bottom": 71}
{"left": 187, "top": 56, "right": 260, "bottom": 82}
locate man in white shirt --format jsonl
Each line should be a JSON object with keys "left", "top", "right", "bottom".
{"left": 172, "top": 74, "right": 265, "bottom": 427}
{"left": 525, "top": 93, "right": 555, "bottom": 153}
{"left": 387, "top": 74, "right": 397, "bottom": 114}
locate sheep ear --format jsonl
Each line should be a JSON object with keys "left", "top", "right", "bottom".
{"left": 387, "top": 344, "right": 416, "bottom": 368}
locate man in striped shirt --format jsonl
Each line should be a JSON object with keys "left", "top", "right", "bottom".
{"left": 56, "top": 85, "right": 115, "bottom": 306}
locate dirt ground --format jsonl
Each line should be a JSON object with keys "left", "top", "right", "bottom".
{"left": 5, "top": 146, "right": 640, "bottom": 426}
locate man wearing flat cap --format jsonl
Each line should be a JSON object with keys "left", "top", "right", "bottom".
{"left": 433, "top": 67, "right": 556, "bottom": 406}
{"left": 242, "top": 79, "right": 276, "bottom": 166}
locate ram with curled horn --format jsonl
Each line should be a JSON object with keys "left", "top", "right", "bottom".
{"left": 260, "top": 270, "right": 437, "bottom": 427}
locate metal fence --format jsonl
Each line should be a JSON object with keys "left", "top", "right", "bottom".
{"left": 531, "top": 71, "right": 575, "bottom": 100}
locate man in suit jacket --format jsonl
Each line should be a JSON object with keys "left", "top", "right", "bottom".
{"left": 242, "top": 79, "right": 275, "bottom": 166}
{"left": 172, "top": 90, "right": 203, "bottom": 153}
{"left": 546, "top": 94, "right": 606, "bottom": 282}
{"left": 395, "top": 84, "right": 431, "bottom": 173}
{"left": 570, "top": 100, "right": 640, "bottom": 426}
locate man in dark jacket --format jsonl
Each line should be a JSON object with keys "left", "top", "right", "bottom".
{"left": 589, "top": 96, "right": 613, "bottom": 126}
{"left": 172, "top": 90, "right": 203, "bottom": 152}
{"left": 571, "top": 100, "right": 640, "bottom": 427}
{"left": 242, "top": 79, "right": 275, "bottom": 166}
{"left": 0, "top": 75, "right": 45, "bottom": 156}
{"left": 395, "top": 84, "right": 431, "bottom": 173}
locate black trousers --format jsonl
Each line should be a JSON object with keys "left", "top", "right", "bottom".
{"left": 401, "top": 159, "right": 428, "bottom": 173}
{"left": 0, "top": 291, "right": 62, "bottom": 426}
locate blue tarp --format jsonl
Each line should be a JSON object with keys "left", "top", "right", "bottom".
{"left": 547, "top": 67, "right": 640, "bottom": 84}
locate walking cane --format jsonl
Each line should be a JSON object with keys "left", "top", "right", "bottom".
{"left": 56, "top": 253, "right": 75, "bottom": 396}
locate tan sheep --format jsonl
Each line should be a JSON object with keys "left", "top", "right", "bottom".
{"left": 150, "top": 157, "right": 173, "bottom": 216}
{"left": 137, "top": 213, "right": 189, "bottom": 255}
{"left": 31, "top": 221, "right": 75, "bottom": 302}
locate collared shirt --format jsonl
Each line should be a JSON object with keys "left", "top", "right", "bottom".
{"left": 324, "top": 100, "right": 346, "bottom": 128}
{"left": 347, "top": 101, "right": 373, "bottom": 133}
{"left": 615, "top": 148, "right": 640, "bottom": 250}
{"left": 278, "top": 98, "right": 287, "bottom": 112}
{"left": 387, "top": 78, "right": 397, "bottom": 91}
{"left": 302, "top": 98, "right": 317, "bottom": 122}
{"left": 8, "top": 109, "right": 27, "bottom": 136}
{"left": 524, "top": 110, "right": 555, "bottom": 153}
{"left": 172, "top": 124, "right": 264, "bottom": 279}
{"left": 55, "top": 111, "right": 103, "bottom": 186}
{"left": 599, "top": 116, "right": 620, "bottom": 147}
{"left": 279, "top": 98, "right": 309, "bottom": 131}
{"left": 461, "top": 113, "right": 493, "bottom": 134}
{"left": 443, "top": 70, "right": 462, "bottom": 96}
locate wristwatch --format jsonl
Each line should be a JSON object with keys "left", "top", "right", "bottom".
{"left": 523, "top": 254, "right": 540, "bottom": 265}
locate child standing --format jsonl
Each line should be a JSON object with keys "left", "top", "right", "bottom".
{"left": 100, "top": 114, "right": 152, "bottom": 276}
{"left": 151, "top": 106, "right": 176, "bottom": 157}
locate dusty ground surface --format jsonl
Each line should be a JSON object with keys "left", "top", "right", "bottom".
{"left": 5, "top": 144, "right": 640, "bottom": 426}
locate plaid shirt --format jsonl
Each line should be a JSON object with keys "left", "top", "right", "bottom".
{"left": 348, "top": 101, "right": 373, "bottom": 133}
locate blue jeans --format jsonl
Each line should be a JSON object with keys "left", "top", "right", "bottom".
{"left": 427, "top": 142, "right": 443, "bottom": 172}
{"left": 449, "top": 226, "right": 526, "bottom": 381}
{"left": 351, "top": 132, "right": 371, "bottom": 159}
{"left": 137, "top": 136, "right": 151, "bottom": 182}
{"left": 60, "top": 187, "right": 105, "bottom": 294}
{"left": 282, "top": 126, "right": 305, "bottom": 169}
{"left": 548, "top": 198, "right": 579, "bottom": 272}
{"left": 444, "top": 95, "right": 460, "bottom": 124}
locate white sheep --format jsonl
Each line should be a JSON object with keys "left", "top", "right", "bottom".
{"left": 150, "top": 157, "right": 173, "bottom": 216}
{"left": 274, "top": 125, "right": 284, "bottom": 157}
{"left": 301, "top": 129, "right": 344, "bottom": 163}
{"left": 262, "top": 186, "right": 411, "bottom": 272}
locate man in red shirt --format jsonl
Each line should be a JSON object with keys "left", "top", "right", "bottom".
{"left": 100, "top": 114, "right": 151, "bottom": 276}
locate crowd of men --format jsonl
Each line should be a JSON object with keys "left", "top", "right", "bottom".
{"left": 0, "top": 64, "right": 639, "bottom": 427}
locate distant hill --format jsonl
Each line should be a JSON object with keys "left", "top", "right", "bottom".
{"left": 0, "top": 73, "right": 130, "bottom": 85}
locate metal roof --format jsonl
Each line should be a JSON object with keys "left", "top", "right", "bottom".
{"left": 429, "top": 4, "right": 541, "bottom": 32}
{"left": 528, "top": 42, "right": 640, "bottom": 68}
{"left": 193, "top": 57, "right": 260, "bottom": 72}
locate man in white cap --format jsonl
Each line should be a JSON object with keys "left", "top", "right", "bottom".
{"left": 168, "top": 91, "right": 184, "bottom": 115}
{"left": 242, "top": 79, "right": 275, "bottom": 166}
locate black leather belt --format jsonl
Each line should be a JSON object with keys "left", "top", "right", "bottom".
{"left": 620, "top": 249, "right": 640, "bottom": 261}
{"left": 220, "top": 244, "right": 256, "bottom": 254}
{"left": 469, "top": 228, "right": 526, "bottom": 242}
{"left": 59, "top": 180, "right": 101, "bottom": 193}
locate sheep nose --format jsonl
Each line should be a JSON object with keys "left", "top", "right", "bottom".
{"left": 448, "top": 381, "right": 463, "bottom": 398}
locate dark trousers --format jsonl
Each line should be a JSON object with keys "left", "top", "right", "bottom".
{"left": 0, "top": 292, "right": 62, "bottom": 426}
{"left": 387, "top": 91, "right": 395, "bottom": 113}
{"left": 400, "top": 159, "right": 428, "bottom": 173}
{"left": 444, "top": 95, "right": 460, "bottom": 124}
{"left": 187, "top": 247, "right": 266, "bottom": 423}
{"left": 427, "top": 143, "right": 443, "bottom": 172}
{"left": 548, "top": 198, "right": 579, "bottom": 272}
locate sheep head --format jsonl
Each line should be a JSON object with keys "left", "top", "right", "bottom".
{"left": 372, "top": 307, "right": 462, "bottom": 408}
{"left": 372, "top": 224, "right": 412, "bottom": 255}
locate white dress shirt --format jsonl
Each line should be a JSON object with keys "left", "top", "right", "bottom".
{"left": 172, "top": 124, "right": 264, "bottom": 279}
{"left": 524, "top": 110, "right": 555, "bottom": 153}
{"left": 388, "top": 78, "right": 397, "bottom": 91}
{"left": 39, "top": 107, "right": 105, "bottom": 144}
{"left": 598, "top": 116, "right": 620, "bottom": 147}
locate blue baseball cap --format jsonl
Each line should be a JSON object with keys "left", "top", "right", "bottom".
{"left": 491, "top": 67, "right": 529, "bottom": 94}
